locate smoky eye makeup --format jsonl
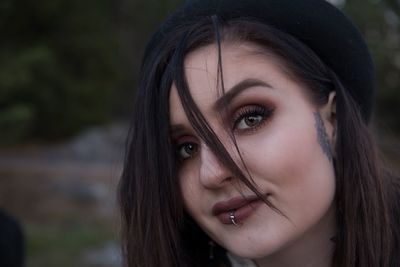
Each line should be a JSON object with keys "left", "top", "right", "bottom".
{"left": 172, "top": 133, "right": 200, "bottom": 163}
{"left": 177, "top": 140, "right": 199, "bottom": 160}
{"left": 231, "top": 104, "right": 275, "bottom": 133}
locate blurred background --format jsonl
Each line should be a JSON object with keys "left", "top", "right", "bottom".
{"left": 0, "top": 0, "right": 399, "bottom": 266}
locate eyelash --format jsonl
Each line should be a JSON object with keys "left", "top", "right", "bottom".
{"left": 232, "top": 104, "right": 274, "bottom": 133}
{"left": 174, "top": 104, "right": 274, "bottom": 162}
{"left": 175, "top": 140, "right": 199, "bottom": 162}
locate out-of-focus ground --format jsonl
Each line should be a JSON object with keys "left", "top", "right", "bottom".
{"left": 0, "top": 123, "right": 127, "bottom": 267}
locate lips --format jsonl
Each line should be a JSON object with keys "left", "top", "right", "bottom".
{"left": 212, "top": 195, "right": 265, "bottom": 224}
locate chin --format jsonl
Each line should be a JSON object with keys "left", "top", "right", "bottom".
{"left": 223, "top": 237, "right": 286, "bottom": 260}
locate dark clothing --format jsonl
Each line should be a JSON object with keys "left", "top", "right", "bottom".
{"left": 0, "top": 210, "right": 25, "bottom": 267}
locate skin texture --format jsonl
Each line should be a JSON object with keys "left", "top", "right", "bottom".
{"left": 169, "top": 42, "right": 337, "bottom": 267}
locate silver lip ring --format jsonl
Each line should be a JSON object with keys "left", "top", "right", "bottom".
{"left": 229, "top": 211, "right": 239, "bottom": 226}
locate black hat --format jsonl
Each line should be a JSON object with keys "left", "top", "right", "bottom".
{"left": 154, "top": 0, "right": 375, "bottom": 121}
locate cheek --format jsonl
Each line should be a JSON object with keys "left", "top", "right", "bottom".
{"left": 238, "top": 115, "right": 335, "bottom": 211}
{"left": 179, "top": 169, "right": 195, "bottom": 202}
{"left": 179, "top": 167, "right": 203, "bottom": 216}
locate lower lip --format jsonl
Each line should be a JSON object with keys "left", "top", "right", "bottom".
{"left": 216, "top": 200, "right": 264, "bottom": 225}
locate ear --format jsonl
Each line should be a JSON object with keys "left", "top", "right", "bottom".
{"left": 319, "top": 91, "right": 336, "bottom": 152}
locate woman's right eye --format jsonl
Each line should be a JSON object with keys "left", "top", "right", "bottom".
{"left": 177, "top": 142, "right": 199, "bottom": 160}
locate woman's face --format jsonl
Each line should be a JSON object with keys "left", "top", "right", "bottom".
{"left": 169, "top": 42, "right": 337, "bottom": 262}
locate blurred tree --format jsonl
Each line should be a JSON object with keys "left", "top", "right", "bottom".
{"left": 0, "top": 0, "right": 118, "bottom": 144}
{"left": 344, "top": 0, "right": 400, "bottom": 132}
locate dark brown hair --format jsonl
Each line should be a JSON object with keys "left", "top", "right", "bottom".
{"left": 119, "top": 16, "right": 400, "bottom": 267}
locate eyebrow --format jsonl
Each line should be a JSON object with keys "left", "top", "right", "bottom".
{"left": 214, "top": 78, "right": 273, "bottom": 111}
{"left": 170, "top": 124, "right": 186, "bottom": 138}
{"left": 170, "top": 78, "right": 272, "bottom": 136}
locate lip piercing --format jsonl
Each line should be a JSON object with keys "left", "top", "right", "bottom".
{"left": 229, "top": 211, "right": 239, "bottom": 226}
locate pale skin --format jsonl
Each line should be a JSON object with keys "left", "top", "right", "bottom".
{"left": 169, "top": 41, "right": 337, "bottom": 267}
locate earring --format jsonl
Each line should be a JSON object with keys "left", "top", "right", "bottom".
{"left": 208, "top": 240, "right": 215, "bottom": 260}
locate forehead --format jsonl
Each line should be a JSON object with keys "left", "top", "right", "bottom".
{"left": 182, "top": 41, "right": 281, "bottom": 94}
{"left": 169, "top": 41, "right": 300, "bottom": 123}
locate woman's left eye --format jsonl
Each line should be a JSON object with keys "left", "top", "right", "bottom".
{"left": 233, "top": 105, "right": 273, "bottom": 132}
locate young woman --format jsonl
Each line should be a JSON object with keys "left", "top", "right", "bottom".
{"left": 118, "top": 0, "right": 400, "bottom": 266}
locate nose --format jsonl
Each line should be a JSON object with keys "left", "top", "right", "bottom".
{"left": 199, "top": 144, "right": 233, "bottom": 189}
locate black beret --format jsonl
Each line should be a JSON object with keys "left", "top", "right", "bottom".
{"left": 155, "top": 0, "right": 375, "bottom": 122}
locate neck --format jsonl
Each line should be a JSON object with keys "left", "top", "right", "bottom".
{"left": 254, "top": 207, "right": 336, "bottom": 267}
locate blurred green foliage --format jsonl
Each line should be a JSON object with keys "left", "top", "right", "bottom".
{"left": 0, "top": 0, "right": 118, "bottom": 143}
{"left": 0, "top": 0, "right": 399, "bottom": 145}
{"left": 344, "top": 0, "right": 400, "bottom": 132}
{"left": 0, "top": 105, "right": 33, "bottom": 146}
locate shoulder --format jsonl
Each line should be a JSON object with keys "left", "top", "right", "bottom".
{"left": 0, "top": 210, "right": 23, "bottom": 236}
{"left": 0, "top": 210, "right": 24, "bottom": 267}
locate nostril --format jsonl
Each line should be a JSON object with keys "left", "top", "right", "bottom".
{"left": 198, "top": 144, "right": 237, "bottom": 188}
{"left": 225, "top": 176, "right": 234, "bottom": 183}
